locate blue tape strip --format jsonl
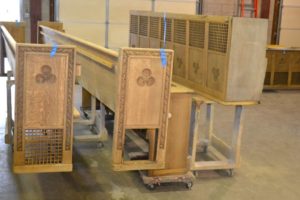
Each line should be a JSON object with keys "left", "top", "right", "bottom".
{"left": 50, "top": 42, "right": 58, "bottom": 57}
{"left": 160, "top": 12, "right": 167, "bottom": 68}
{"left": 15, "top": 20, "right": 19, "bottom": 27}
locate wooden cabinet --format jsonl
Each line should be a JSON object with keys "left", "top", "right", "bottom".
{"left": 129, "top": 11, "right": 268, "bottom": 104}
{"left": 265, "top": 46, "right": 300, "bottom": 89}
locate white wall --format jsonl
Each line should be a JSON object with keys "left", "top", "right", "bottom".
{"left": 279, "top": 0, "right": 300, "bottom": 47}
{"left": 58, "top": 0, "right": 197, "bottom": 49}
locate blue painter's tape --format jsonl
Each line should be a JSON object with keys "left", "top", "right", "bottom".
{"left": 160, "top": 12, "right": 167, "bottom": 68}
{"left": 50, "top": 43, "right": 58, "bottom": 57}
{"left": 15, "top": 20, "right": 19, "bottom": 27}
{"left": 160, "top": 48, "right": 167, "bottom": 68}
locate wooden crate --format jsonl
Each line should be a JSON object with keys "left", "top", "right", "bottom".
{"left": 129, "top": 11, "right": 268, "bottom": 105}
{"left": 264, "top": 45, "right": 300, "bottom": 89}
{"left": 12, "top": 44, "right": 76, "bottom": 173}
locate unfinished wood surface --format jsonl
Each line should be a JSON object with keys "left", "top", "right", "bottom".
{"left": 13, "top": 44, "right": 76, "bottom": 173}
{"left": 148, "top": 89, "right": 193, "bottom": 176}
{"left": 37, "top": 21, "right": 64, "bottom": 44}
{"left": 0, "top": 21, "right": 26, "bottom": 43}
{"left": 40, "top": 25, "right": 118, "bottom": 111}
{"left": 1, "top": 26, "right": 76, "bottom": 173}
{"left": 113, "top": 48, "right": 173, "bottom": 171}
{"left": 264, "top": 45, "right": 300, "bottom": 89}
{"left": 129, "top": 11, "right": 268, "bottom": 105}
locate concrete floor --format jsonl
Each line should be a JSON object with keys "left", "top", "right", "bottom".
{"left": 0, "top": 76, "right": 300, "bottom": 200}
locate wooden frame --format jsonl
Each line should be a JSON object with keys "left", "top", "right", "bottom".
{"left": 1, "top": 25, "right": 76, "bottom": 173}
{"left": 190, "top": 96, "right": 244, "bottom": 173}
{"left": 129, "top": 11, "right": 268, "bottom": 105}
{"left": 264, "top": 45, "right": 300, "bottom": 89}
{"left": 39, "top": 25, "right": 175, "bottom": 171}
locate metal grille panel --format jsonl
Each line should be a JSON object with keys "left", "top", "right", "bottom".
{"left": 150, "top": 17, "right": 159, "bottom": 38}
{"left": 160, "top": 18, "right": 172, "bottom": 42}
{"left": 130, "top": 15, "right": 138, "bottom": 34}
{"left": 24, "top": 129, "right": 63, "bottom": 165}
{"left": 174, "top": 19, "right": 186, "bottom": 45}
{"left": 208, "top": 23, "right": 229, "bottom": 53}
{"left": 139, "top": 16, "right": 148, "bottom": 36}
{"left": 189, "top": 21, "right": 205, "bottom": 48}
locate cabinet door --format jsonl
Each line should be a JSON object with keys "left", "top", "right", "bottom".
{"left": 188, "top": 47, "right": 205, "bottom": 85}
{"left": 207, "top": 52, "right": 226, "bottom": 93}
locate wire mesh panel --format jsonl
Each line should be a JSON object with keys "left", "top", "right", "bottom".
{"left": 189, "top": 21, "right": 205, "bottom": 48}
{"left": 150, "top": 17, "right": 159, "bottom": 39}
{"left": 130, "top": 15, "right": 139, "bottom": 34}
{"left": 24, "top": 129, "right": 63, "bottom": 165}
{"left": 208, "top": 23, "right": 229, "bottom": 53}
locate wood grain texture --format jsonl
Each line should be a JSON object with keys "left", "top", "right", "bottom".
{"left": 0, "top": 21, "right": 26, "bottom": 43}
{"left": 148, "top": 91, "right": 193, "bottom": 176}
{"left": 1, "top": 26, "right": 76, "bottom": 174}
{"left": 112, "top": 48, "right": 174, "bottom": 171}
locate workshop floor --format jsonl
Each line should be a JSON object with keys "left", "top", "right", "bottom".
{"left": 0, "top": 76, "right": 300, "bottom": 200}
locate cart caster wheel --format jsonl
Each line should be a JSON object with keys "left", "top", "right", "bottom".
{"left": 227, "top": 169, "right": 234, "bottom": 177}
{"left": 185, "top": 182, "right": 193, "bottom": 190}
{"left": 97, "top": 142, "right": 104, "bottom": 149}
{"left": 147, "top": 184, "right": 156, "bottom": 190}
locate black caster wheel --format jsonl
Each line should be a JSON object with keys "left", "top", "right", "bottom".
{"left": 97, "top": 142, "right": 104, "bottom": 149}
{"left": 147, "top": 184, "right": 156, "bottom": 190}
{"left": 185, "top": 182, "right": 193, "bottom": 190}
{"left": 227, "top": 169, "right": 234, "bottom": 177}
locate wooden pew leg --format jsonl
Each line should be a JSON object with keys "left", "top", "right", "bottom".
{"left": 5, "top": 71, "right": 14, "bottom": 144}
{"left": 74, "top": 95, "right": 108, "bottom": 145}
